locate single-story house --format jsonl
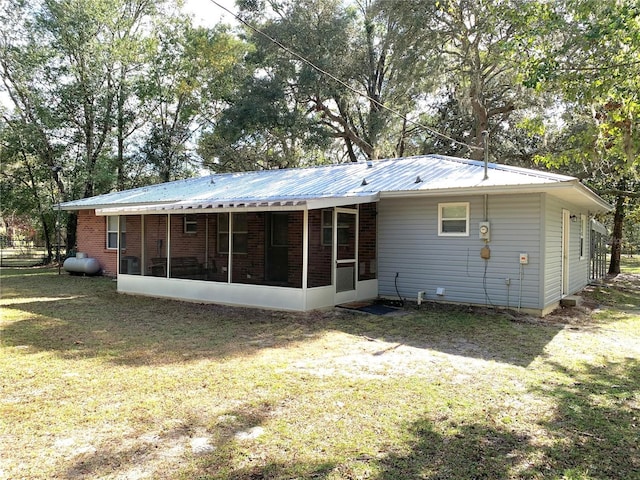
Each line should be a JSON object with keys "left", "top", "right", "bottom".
{"left": 59, "top": 154, "right": 611, "bottom": 316}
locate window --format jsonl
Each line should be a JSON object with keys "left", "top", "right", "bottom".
{"left": 106, "top": 216, "right": 126, "bottom": 249}
{"left": 580, "top": 214, "right": 587, "bottom": 259}
{"left": 438, "top": 203, "right": 469, "bottom": 236}
{"left": 321, "top": 209, "right": 352, "bottom": 246}
{"left": 184, "top": 214, "right": 197, "bottom": 234}
{"left": 270, "top": 213, "right": 288, "bottom": 247}
{"left": 218, "top": 213, "right": 248, "bottom": 254}
{"left": 322, "top": 209, "right": 333, "bottom": 246}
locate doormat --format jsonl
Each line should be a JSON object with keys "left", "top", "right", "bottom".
{"left": 338, "top": 302, "right": 404, "bottom": 316}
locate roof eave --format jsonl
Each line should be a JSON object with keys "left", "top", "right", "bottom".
{"left": 57, "top": 200, "right": 177, "bottom": 212}
{"left": 380, "top": 180, "right": 613, "bottom": 212}
{"left": 94, "top": 193, "right": 380, "bottom": 215}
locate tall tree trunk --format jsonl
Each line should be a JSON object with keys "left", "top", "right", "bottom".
{"left": 608, "top": 192, "right": 625, "bottom": 275}
{"left": 116, "top": 69, "right": 126, "bottom": 191}
{"left": 41, "top": 212, "right": 53, "bottom": 263}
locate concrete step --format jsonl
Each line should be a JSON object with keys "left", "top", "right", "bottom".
{"left": 561, "top": 295, "right": 582, "bottom": 307}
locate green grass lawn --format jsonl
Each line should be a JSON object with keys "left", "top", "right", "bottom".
{"left": 1, "top": 263, "right": 639, "bottom": 479}
{"left": 621, "top": 254, "right": 640, "bottom": 274}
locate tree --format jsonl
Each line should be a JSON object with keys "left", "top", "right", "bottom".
{"left": 0, "top": 0, "right": 213, "bottom": 252}
{"left": 0, "top": 118, "right": 58, "bottom": 261}
{"left": 227, "top": 0, "right": 434, "bottom": 165}
{"left": 139, "top": 21, "right": 248, "bottom": 181}
{"left": 383, "top": 0, "right": 551, "bottom": 160}
{"left": 0, "top": 0, "right": 167, "bottom": 251}
{"left": 528, "top": 0, "right": 640, "bottom": 275}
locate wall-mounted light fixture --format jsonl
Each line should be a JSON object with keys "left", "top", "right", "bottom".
{"left": 570, "top": 214, "right": 578, "bottom": 222}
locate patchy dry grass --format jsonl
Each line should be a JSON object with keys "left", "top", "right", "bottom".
{"left": 1, "top": 263, "right": 639, "bottom": 480}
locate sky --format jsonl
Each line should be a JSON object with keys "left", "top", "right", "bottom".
{"left": 183, "top": 0, "right": 239, "bottom": 27}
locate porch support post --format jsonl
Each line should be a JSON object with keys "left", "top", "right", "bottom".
{"left": 205, "top": 214, "right": 209, "bottom": 269}
{"left": 117, "top": 215, "right": 121, "bottom": 276}
{"left": 141, "top": 214, "right": 145, "bottom": 276}
{"left": 302, "top": 209, "right": 309, "bottom": 290}
{"left": 227, "top": 213, "right": 233, "bottom": 283}
{"left": 166, "top": 214, "right": 171, "bottom": 278}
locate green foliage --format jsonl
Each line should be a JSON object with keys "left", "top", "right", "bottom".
{"left": 3, "top": 0, "right": 640, "bottom": 270}
{"left": 139, "top": 20, "right": 249, "bottom": 180}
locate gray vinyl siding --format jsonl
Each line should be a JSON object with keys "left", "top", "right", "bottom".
{"left": 542, "top": 194, "right": 592, "bottom": 308}
{"left": 542, "top": 195, "right": 563, "bottom": 307}
{"left": 378, "top": 194, "right": 543, "bottom": 310}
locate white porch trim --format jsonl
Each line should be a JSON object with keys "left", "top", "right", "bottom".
{"left": 118, "top": 275, "right": 379, "bottom": 312}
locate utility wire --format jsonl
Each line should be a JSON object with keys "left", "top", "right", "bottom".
{"left": 205, "top": 0, "right": 483, "bottom": 154}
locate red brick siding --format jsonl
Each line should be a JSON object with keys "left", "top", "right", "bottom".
{"left": 358, "top": 203, "right": 377, "bottom": 280}
{"left": 121, "top": 216, "right": 142, "bottom": 274}
{"left": 76, "top": 210, "right": 117, "bottom": 276}
{"left": 207, "top": 214, "right": 229, "bottom": 282}
{"left": 233, "top": 212, "right": 265, "bottom": 284}
{"left": 307, "top": 209, "right": 332, "bottom": 287}
{"left": 287, "top": 211, "right": 303, "bottom": 288}
{"left": 170, "top": 214, "right": 207, "bottom": 263}
{"left": 76, "top": 205, "right": 373, "bottom": 287}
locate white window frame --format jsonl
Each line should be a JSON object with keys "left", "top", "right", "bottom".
{"left": 106, "top": 216, "right": 126, "bottom": 249}
{"left": 321, "top": 209, "right": 333, "bottom": 246}
{"left": 438, "top": 202, "right": 469, "bottom": 237}
{"left": 580, "top": 214, "right": 587, "bottom": 259}
{"left": 184, "top": 214, "right": 197, "bottom": 234}
{"left": 217, "top": 212, "right": 248, "bottom": 254}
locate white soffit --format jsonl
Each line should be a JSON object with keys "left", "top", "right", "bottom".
{"left": 96, "top": 194, "right": 379, "bottom": 215}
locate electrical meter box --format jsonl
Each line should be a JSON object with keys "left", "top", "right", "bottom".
{"left": 479, "top": 222, "right": 491, "bottom": 241}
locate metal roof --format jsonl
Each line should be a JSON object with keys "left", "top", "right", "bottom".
{"left": 59, "top": 154, "right": 612, "bottom": 213}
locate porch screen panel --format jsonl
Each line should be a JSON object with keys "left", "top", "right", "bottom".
{"left": 205, "top": 213, "right": 227, "bottom": 282}
{"left": 233, "top": 212, "right": 265, "bottom": 285}
{"left": 358, "top": 203, "right": 377, "bottom": 281}
{"left": 169, "top": 214, "right": 206, "bottom": 280}
{"left": 307, "top": 209, "right": 332, "bottom": 287}
{"left": 145, "top": 215, "right": 168, "bottom": 277}
{"left": 120, "top": 215, "right": 142, "bottom": 275}
{"left": 336, "top": 212, "right": 357, "bottom": 292}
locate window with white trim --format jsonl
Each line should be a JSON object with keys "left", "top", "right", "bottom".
{"left": 184, "top": 214, "right": 197, "bottom": 234}
{"left": 321, "top": 209, "right": 350, "bottom": 246}
{"left": 106, "top": 216, "right": 126, "bottom": 249}
{"left": 438, "top": 202, "right": 469, "bottom": 236}
{"left": 322, "top": 209, "right": 332, "bottom": 246}
{"left": 580, "top": 214, "right": 587, "bottom": 259}
{"left": 218, "top": 213, "right": 248, "bottom": 254}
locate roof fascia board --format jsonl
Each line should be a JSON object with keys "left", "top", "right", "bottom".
{"left": 95, "top": 194, "right": 379, "bottom": 216}
{"left": 96, "top": 203, "right": 307, "bottom": 215}
{"left": 380, "top": 181, "right": 612, "bottom": 211}
{"left": 59, "top": 201, "right": 174, "bottom": 212}
{"left": 306, "top": 194, "right": 379, "bottom": 209}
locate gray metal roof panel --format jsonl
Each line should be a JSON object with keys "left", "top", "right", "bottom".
{"left": 59, "top": 154, "right": 594, "bottom": 210}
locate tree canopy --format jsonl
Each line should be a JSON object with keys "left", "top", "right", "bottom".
{"left": 1, "top": 0, "right": 638, "bottom": 269}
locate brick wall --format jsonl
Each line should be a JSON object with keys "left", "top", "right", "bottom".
{"left": 287, "top": 211, "right": 303, "bottom": 288}
{"left": 307, "top": 209, "right": 332, "bottom": 287}
{"left": 358, "top": 202, "right": 377, "bottom": 280}
{"left": 76, "top": 205, "right": 375, "bottom": 285}
{"left": 144, "top": 214, "right": 168, "bottom": 273}
{"left": 233, "top": 212, "right": 265, "bottom": 284}
{"left": 121, "top": 216, "right": 142, "bottom": 274}
{"left": 76, "top": 210, "right": 117, "bottom": 276}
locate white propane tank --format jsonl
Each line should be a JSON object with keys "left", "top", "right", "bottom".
{"left": 63, "top": 256, "right": 101, "bottom": 275}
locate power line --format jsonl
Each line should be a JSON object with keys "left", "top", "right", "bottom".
{"left": 205, "top": 0, "right": 482, "bottom": 155}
